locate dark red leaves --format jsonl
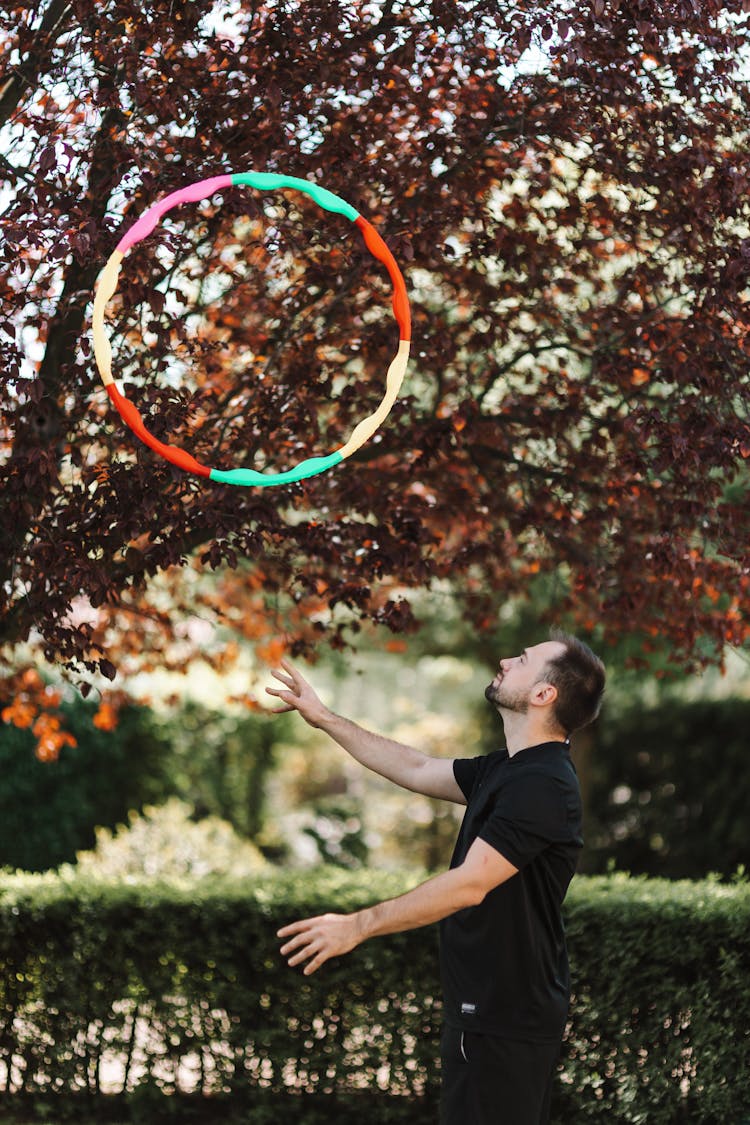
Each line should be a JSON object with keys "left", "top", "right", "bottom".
{"left": 0, "top": 0, "right": 747, "bottom": 686}
{"left": 39, "top": 146, "right": 56, "bottom": 173}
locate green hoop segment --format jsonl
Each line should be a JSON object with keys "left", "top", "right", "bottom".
{"left": 91, "top": 172, "right": 411, "bottom": 487}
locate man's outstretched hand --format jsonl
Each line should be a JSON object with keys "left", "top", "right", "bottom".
{"left": 278, "top": 912, "right": 362, "bottom": 976}
{"left": 265, "top": 660, "right": 330, "bottom": 728}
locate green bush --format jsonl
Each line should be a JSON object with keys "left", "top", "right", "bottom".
{"left": 0, "top": 702, "right": 172, "bottom": 872}
{"left": 559, "top": 873, "right": 750, "bottom": 1123}
{"left": 0, "top": 869, "right": 747, "bottom": 1123}
{"left": 74, "top": 799, "right": 267, "bottom": 880}
{"left": 150, "top": 702, "right": 292, "bottom": 845}
{"left": 0, "top": 699, "right": 291, "bottom": 873}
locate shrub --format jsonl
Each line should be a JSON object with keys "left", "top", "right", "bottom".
{"left": 0, "top": 702, "right": 172, "bottom": 872}
{"left": 150, "top": 702, "right": 291, "bottom": 843}
{"left": 0, "top": 869, "right": 747, "bottom": 1123}
{"left": 0, "top": 698, "right": 291, "bottom": 873}
{"left": 74, "top": 799, "right": 267, "bottom": 880}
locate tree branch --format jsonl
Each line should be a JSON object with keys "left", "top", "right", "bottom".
{"left": 0, "top": 0, "right": 74, "bottom": 129}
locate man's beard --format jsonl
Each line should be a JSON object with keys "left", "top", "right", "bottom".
{"left": 485, "top": 678, "right": 529, "bottom": 714}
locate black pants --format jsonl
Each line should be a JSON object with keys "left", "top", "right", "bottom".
{"left": 439, "top": 1025, "right": 560, "bottom": 1125}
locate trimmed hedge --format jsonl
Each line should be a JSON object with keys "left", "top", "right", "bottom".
{"left": 0, "top": 869, "right": 748, "bottom": 1123}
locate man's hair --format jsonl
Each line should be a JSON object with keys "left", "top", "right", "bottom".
{"left": 544, "top": 628, "right": 606, "bottom": 735}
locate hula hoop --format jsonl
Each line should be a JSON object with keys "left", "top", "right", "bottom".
{"left": 91, "top": 172, "right": 411, "bottom": 486}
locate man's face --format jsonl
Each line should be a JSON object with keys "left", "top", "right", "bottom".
{"left": 484, "top": 640, "right": 566, "bottom": 714}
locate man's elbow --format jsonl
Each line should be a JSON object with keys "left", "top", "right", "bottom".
{"left": 459, "top": 878, "right": 490, "bottom": 908}
{"left": 457, "top": 855, "right": 518, "bottom": 906}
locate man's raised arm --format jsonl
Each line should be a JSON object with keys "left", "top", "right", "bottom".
{"left": 265, "top": 660, "right": 465, "bottom": 805}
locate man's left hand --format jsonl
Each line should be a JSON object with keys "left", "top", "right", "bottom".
{"left": 278, "top": 912, "right": 362, "bottom": 976}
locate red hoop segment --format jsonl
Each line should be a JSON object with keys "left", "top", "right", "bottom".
{"left": 106, "top": 384, "right": 211, "bottom": 478}
{"left": 355, "top": 216, "right": 411, "bottom": 341}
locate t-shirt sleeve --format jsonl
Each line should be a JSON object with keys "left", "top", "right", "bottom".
{"left": 453, "top": 756, "right": 483, "bottom": 802}
{"left": 478, "top": 771, "right": 566, "bottom": 870}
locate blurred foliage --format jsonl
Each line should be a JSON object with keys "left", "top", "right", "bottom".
{"left": 0, "top": 868, "right": 747, "bottom": 1122}
{"left": 299, "top": 797, "right": 370, "bottom": 869}
{"left": 262, "top": 719, "right": 362, "bottom": 866}
{"left": 0, "top": 696, "right": 291, "bottom": 872}
{"left": 0, "top": 700, "right": 171, "bottom": 872}
{"left": 150, "top": 701, "right": 292, "bottom": 844}
{"left": 267, "top": 660, "right": 478, "bottom": 871}
{"left": 370, "top": 713, "right": 471, "bottom": 871}
{"left": 75, "top": 798, "right": 266, "bottom": 881}
{"left": 584, "top": 697, "right": 750, "bottom": 880}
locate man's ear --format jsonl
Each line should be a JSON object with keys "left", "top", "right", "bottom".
{"left": 531, "top": 681, "right": 558, "bottom": 708}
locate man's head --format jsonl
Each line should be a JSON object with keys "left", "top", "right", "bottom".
{"left": 485, "top": 631, "right": 605, "bottom": 738}
{"left": 543, "top": 629, "right": 606, "bottom": 735}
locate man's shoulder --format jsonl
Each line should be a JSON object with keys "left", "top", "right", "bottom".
{"left": 504, "top": 747, "right": 582, "bottom": 804}
{"left": 475, "top": 747, "right": 511, "bottom": 782}
{"left": 484, "top": 747, "right": 510, "bottom": 766}
{"left": 512, "top": 743, "right": 578, "bottom": 778}
{"left": 453, "top": 748, "right": 508, "bottom": 801}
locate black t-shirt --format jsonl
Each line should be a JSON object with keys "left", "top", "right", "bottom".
{"left": 439, "top": 741, "right": 583, "bottom": 1042}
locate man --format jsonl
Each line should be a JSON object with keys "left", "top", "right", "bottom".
{"left": 265, "top": 629, "right": 606, "bottom": 1125}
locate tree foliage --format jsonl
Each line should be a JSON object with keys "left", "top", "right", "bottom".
{"left": 2, "top": 0, "right": 749, "bottom": 739}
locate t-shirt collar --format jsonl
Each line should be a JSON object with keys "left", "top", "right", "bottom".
{"left": 505, "top": 740, "right": 570, "bottom": 761}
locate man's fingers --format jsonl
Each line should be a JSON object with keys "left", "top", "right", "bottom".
{"left": 303, "top": 952, "right": 326, "bottom": 976}
{"left": 277, "top": 922, "right": 323, "bottom": 969}
{"left": 280, "top": 659, "right": 312, "bottom": 690}
{"left": 277, "top": 917, "right": 317, "bottom": 938}
{"left": 270, "top": 668, "right": 296, "bottom": 689}
{"left": 279, "top": 930, "right": 312, "bottom": 956}
{"left": 277, "top": 913, "right": 349, "bottom": 976}
{"left": 282, "top": 935, "right": 328, "bottom": 974}
{"left": 265, "top": 688, "right": 298, "bottom": 713}
{"left": 288, "top": 944, "right": 317, "bottom": 967}
{"left": 279, "top": 659, "right": 300, "bottom": 685}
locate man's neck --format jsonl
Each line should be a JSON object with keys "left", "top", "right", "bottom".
{"left": 501, "top": 713, "right": 568, "bottom": 757}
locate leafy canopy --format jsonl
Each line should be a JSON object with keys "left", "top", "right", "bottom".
{"left": 1, "top": 0, "right": 749, "bottom": 744}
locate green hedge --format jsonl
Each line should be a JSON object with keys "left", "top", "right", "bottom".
{"left": 0, "top": 869, "right": 748, "bottom": 1123}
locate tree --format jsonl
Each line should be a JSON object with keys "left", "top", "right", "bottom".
{"left": 2, "top": 1, "right": 749, "bottom": 752}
